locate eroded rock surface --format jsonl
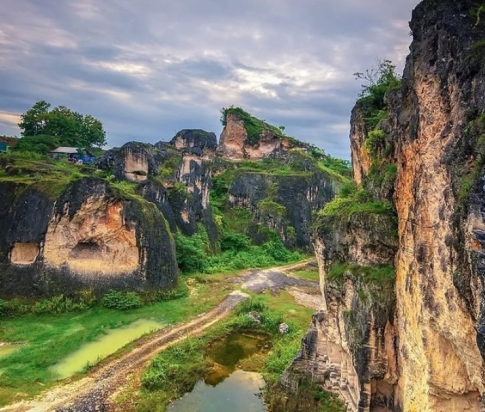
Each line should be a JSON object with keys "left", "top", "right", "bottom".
{"left": 218, "top": 113, "right": 307, "bottom": 160}
{"left": 288, "top": 1, "right": 485, "bottom": 411}
{"left": 0, "top": 178, "right": 177, "bottom": 296}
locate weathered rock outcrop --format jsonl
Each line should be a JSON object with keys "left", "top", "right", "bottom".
{"left": 393, "top": 1, "right": 485, "bottom": 410}
{"left": 227, "top": 171, "right": 335, "bottom": 251}
{"left": 218, "top": 111, "right": 308, "bottom": 160}
{"left": 290, "top": 1, "right": 485, "bottom": 411}
{"left": 98, "top": 136, "right": 218, "bottom": 245}
{"left": 170, "top": 129, "right": 217, "bottom": 157}
{"left": 211, "top": 152, "right": 339, "bottom": 252}
{"left": 0, "top": 178, "right": 177, "bottom": 297}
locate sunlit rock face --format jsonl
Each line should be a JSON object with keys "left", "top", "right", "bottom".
{"left": 44, "top": 198, "right": 139, "bottom": 277}
{"left": 97, "top": 137, "right": 219, "bottom": 248}
{"left": 0, "top": 178, "right": 177, "bottom": 297}
{"left": 286, "top": 1, "right": 485, "bottom": 410}
{"left": 10, "top": 243, "right": 39, "bottom": 265}
{"left": 393, "top": 1, "right": 485, "bottom": 410}
{"left": 218, "top": 113, "right": 306, "bottom": 160}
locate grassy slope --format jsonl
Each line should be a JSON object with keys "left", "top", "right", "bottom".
{"left": 0, "top": 276, "right": 228, "bottom": 406}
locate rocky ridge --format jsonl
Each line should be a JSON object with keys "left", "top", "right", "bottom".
{"left": 0, "top": 113, "right": 343, "bottom": 297}
{"left": 283, "top": 1, "right": 485, "bottom": 411}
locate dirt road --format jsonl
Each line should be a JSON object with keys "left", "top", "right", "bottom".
{"left": 0, "top": 260, "right": 317, "bottom": 412}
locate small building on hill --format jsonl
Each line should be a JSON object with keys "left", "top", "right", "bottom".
{"left": 50, "top": 147, "right": 95, "bottom": 164}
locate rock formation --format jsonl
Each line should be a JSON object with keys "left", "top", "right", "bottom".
{"left": 0, "top": 178, "right": 177, "bottom": 297}
{"left": 1, "top": 123, "right": 340, "bottom": 296}
{"left": 286, "top": 1, "right": 485, "bottom": 411}
{"left": 218, "top": 109, "right": 308, "bottom": 160}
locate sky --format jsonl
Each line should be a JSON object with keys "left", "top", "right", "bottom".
{"left": 0, "top": 0, "right": 421, "bottom": 159}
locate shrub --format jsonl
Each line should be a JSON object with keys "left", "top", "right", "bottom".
{"left": 175, "top": 230, "right": 210, "bottom": 273}
{"left": 102, "top": 290, "right": 143, "bottom": 310}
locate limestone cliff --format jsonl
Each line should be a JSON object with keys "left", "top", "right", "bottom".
{"left": 218, "top": 108, "right": 308, "bottom": 160}
{"left": 210, "top": 152, "right": 340, "bottom": 252}
{"left": 0, "top": 177, "right": 177, "bottom": 297}
{"left": 295, "top": 1, "right": 485, "bottom": 411}
{"left": 98, "top": 137, "right": 218, "bottom": 246}
{"left": 394, "top": 1, "right": 485, "bottom": 410}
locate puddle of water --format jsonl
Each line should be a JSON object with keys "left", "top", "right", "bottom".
{"left": 0, "top": 344, "right": 21, "bottom": 359}
{"left": 167, "top": 370, "right": 266, "bottom": 412}
{"left": 205, "top": 331, "right": 270, "bottom": 385}
{"left": 168, "top": 331, "right": 270, "bottom": 412}
{"left": 50, "top": 319, "right": 163, "bottom": 379}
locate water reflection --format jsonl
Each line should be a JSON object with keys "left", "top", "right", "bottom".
{"left": 167, "top": 370, "right": 266, "bottom": 412}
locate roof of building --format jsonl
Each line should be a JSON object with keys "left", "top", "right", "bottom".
{"left": 50, "top": 147, "right": 79, "bottom": 154}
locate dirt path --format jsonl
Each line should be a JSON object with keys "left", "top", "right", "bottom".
{"left": 0, "top": 259, "right": 317, "bottom": 412}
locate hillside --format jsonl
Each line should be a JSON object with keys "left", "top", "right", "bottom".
{"left": 0, "top": 108, "right": 349, "bottom": 298}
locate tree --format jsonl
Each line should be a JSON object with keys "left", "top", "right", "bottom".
{"left": 354, "top": 59, "right": 401, "bottom": 100}
{"left": 15, "top": 135, "right": 60, "bottom": 154}
{"left": 18, "top": 100, "right": 50, "bottom": 137}
{"left": 18, "top": 101, "right": 107, "bottom": 148}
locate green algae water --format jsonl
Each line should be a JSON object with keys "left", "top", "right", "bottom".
{"left": 0, "top": 344, "right": 20, "bottom": 358}
{"left": 168, "top": 331, "right": 269, "bottom": 412}
{"left": 50, "top": 319, "right": 163, "bottom": 379}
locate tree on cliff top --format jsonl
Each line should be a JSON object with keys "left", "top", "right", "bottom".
{"left": 18, "top": 101, "right": 106, "bottom": 149}
{"left": 354, "top": 59, "right": 401, "bottom": 103}
{"left": 354, "top": 60, "right": 401, "bottom": 130}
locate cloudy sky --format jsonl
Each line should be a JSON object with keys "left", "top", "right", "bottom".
{"left": 0, "top": 0, "right": 420, "bottom": 159}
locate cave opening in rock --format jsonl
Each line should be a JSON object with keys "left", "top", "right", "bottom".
{"left": 10, "top": 242, "right": 39, "bottom": 265}
{"left": 69, "top": 241, "right": 104, "bottom": 260}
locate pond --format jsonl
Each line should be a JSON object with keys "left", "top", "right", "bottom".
{"left": 167, "top": 370, "right": 266, "bottom": 412}
{"left": 0, "top": 343, "right": 21, "bottom": 359}
{"left": 168, "top": 330, "right": 270, "bottom": 412}
{"left": 50, "top": 319, "right": 163, "bottom": 379}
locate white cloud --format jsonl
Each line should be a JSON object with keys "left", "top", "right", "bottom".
{"left": 0, "top": 0, "right": 421, "bottom": 159}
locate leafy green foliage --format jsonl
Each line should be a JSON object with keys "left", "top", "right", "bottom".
{"left": 18, "top": 100, "right": 106, "bottom": 148}
{"left": 14, "top": 135, "right": 60, "bottom": 154}
{"left": 456, "top": 113, "right": 485, "bottom": 205}
{"left": 327, "top": 263, "right": 395, "bottom": 282}
{"left": 0, "top": 293, "right": 97, "bottom": 316}
{"left": 175, "top": 230, "right": 211, "bottom": 273}
{"left": 319, "top": 188, "right": 394, "bottom": 219}
{"left": 258, "top": 198, "right": 287, "bottom": 217}
{"left": 175, "top": 226, "right": 302, "bottom": 274}
{"left": 355, "top": 59, "right": 401, "bottom": 131}
{"left": 102, "top": 290, "right": 143, "bottom": 310}
{"left": 158, "top": 155, "right": 180, "bottom": 179}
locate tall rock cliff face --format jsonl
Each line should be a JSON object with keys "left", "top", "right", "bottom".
{"left": 98, "top": 137, "right": 219, "bottom": 247}
{"left": 0, "top": 178, "right": 177, "bottom": 297}
{"left": 299, "top": 1, "right": 485, "bottom": 411}
{"left": 394, "top": 1, "right": 485, "bottom": 410}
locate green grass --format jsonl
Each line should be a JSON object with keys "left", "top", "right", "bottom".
{"left": 327, "top": 263, "right": 395, "bottom": 282}
{"left": 290, "top": 269, "right": 320, "bottom": 282}
{"left": 0, "top": 276, "right": 229, "bottom": 406}
{"left": 125, "top": 290, "right": 315, "bottom": 412}
{"left": 319, "top": 194, "right": 394, "bottom": 219}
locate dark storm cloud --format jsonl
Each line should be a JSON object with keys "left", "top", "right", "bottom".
{"left": 0, "top": 0, "right": 420, "bottom": 159}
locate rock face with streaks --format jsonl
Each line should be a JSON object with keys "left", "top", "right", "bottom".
{"left": 218, "top": 111, "right": 308, "bottom": 160}
{"left": 0, "top": 178, "right": 177, "bottom": 296}
{"left": 393, "top": 1, "right": 485, "bottom": 410}
{"left": 285, "top": 1, "right": 485, "bottom": 411}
